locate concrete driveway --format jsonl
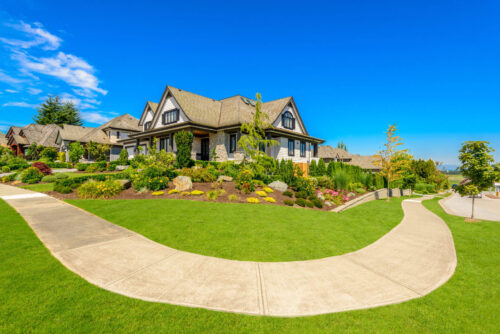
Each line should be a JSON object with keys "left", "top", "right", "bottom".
{"left": 441, "top": 192, "right": 500, "bottom": 222}
{"left": 0, "top": 184, "right": 457, "bottom": 317}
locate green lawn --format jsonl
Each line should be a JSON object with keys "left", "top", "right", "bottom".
{"left": 20, "top": 183, "right": 54, "bottom": 192}
{"left": 447, "top": 174, "right": 464, "bottom": 185}
{"left": 0, "top": 198, "right": 498, "bottom": 333}
{"left": 67, "top": 198, "right": 406, "bottom": 261}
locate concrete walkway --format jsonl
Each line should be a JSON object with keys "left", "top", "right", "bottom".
{"left": 440, "top": 192, "right": 500, "bottom": 222}
{"left": 0, "top": 184, "right": 457, "bottom": 317}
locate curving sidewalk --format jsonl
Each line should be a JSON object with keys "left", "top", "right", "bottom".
{"left": 0, "top": 184, "right": 457, "bottom": 317}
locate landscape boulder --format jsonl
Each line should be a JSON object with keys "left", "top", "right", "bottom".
{"left": 217, "top": 175, "right": 233, "bottom": 182}
{"left": 173, "top": 176, "right": 192, "bottom": 191}
{"left": 117, "top": 179, "right": 131, "bottom": 189}
{"left": 268, "top": 180, "right": 288, "bottom": 192}
{"left": 116, "top": 165, "right": 129, "bottom": 171}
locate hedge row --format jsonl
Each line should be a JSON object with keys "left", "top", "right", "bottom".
{"left": 53, "top": 172, "right": 129, "bottom": 194}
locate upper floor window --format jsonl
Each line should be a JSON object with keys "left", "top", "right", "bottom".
{"left": 144, "top": 121, "right": 152, "bottom": 131}
{"left": 300, "top": 141, "right": 306, "bottom": 157}
{"left": 313, "top": 143, "right": 318, "bottom": 157}
{"left": 282, "top": 111, "right": 295, "bottom": 130}
{"left": 229, "top": 134, "right": 237, "bottom": 153}
{"left": 116, "top": 131, "right": 120, "bottom": 139}
{"left": 162, "top": 109, "right": 179, "bottom": 125}
{"left": 288, "top": 139, "right": 295, "bottom": 156}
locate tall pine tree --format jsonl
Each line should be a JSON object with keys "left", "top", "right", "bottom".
{"left": 33, "top": 95, "right": 83, "bottom": 126}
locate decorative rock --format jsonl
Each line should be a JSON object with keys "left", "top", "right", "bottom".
{"left": 117, "top": 179, "right": 131, "bottom": 189}
{"left": 116, "top": 165, "right": 129, "bottom": 171}
{"left": 324, "top": 201, "right": 332, "bottom": 207}
{"left": 347, "top": 192, "right": 356, "bottom": 198}
{"left": 268, "top": 180, "right": 288, "bottom": 192}
{"left": 317, "top": 194, "right": 325, "bottom": 201}
{"left": 217, "top": 175, "right": 233, "bottom": 182}
{"left": 173, "top": 176, "right": 192, "bottom": 191}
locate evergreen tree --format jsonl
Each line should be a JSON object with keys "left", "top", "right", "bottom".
{"left": 317, "top": 159, "right": 327, "bottom": 175}
{"left": 174, "top": 130, "right": 194, "bottom": 168}
{"left": 33, "top": 95, "right": 83, "bottom": 126}
{"left": 309, "top": 160, "right": 317, "bottom": 176}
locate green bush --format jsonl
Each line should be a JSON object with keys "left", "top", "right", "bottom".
{"left": 46, "top": 162, "right": 72, "bottom": 168}
{"left": 1, "top": 166, "right": 10, "bottom": 173}
{"left": 58, "top": 151, "right": 66, "bottom": 163}
{"left": 77, "top": 179, "right": 123, "bottom": 199}
{"left": 311, "top": 198, "right": 323, "bottom": 208}
{"left": 175, "top": 130, "right": 194, "bottom": 168}
{"left": 284, "top": 199, "right": 294, "bottom": 206}
{"left": 295, "top": 198, "right": 306, "bottom": 207}
{"left": 76, "top": 163, "right": 88, "bottom": 171}
{"left": 118, "top": 149, "right": 129, "bottom": 165}
{"left": 21, "top": 167, "right": 44, "bottom": 184}
{"left": 315, "top": 175, "right": 335, "bottom": 189}
{"left": 41, "top": 175, "right": 57, "bottom": 183}
{"left": 426, "top": 183, "right": 436, "bottom": 193}
{"left": 283, "top": 190, "right": 293, "bottom": 197}
{"left": 294, "top": 176, "right": 315, "bottom": 195}
{"left": 132, "top": 166, "right": 169, "bottom": 191}
{"left": 334, "top": 170, "right": 350, "bottom": 190}
{"left": 55, "top": 173, "right": 69, "bottom": 179}
{"left": 305, "top": 200, "right": 314, "bottom": 208}
{"left": 53, "top": 172, "right": 129, "bottom": 194}
{"left": 295, "top": 191, "right": 308, "bottom": 199}
{"left": 40, "top": 147, "right": 58, "bottom": 162}
{"left": 107, "top": 163, "right": 117, "bottom": 171}
{"left": 86, "top": 164, "right": 100, "bottom": 173}
{"left": 355, "top": 188, "right": 366, "bottom": 194}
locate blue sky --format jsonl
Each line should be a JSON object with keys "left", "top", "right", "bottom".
{"left": 0, "top": 0, "right": 498, "bottom": 165}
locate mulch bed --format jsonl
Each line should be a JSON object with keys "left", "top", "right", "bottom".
{"left": 42, "top": 181, "right": 355, "bottom": 211}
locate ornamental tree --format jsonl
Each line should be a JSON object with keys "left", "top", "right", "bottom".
{"left": 69, "top": 141, "right": 85, "bottom": 164}
{"left": 374, "top": 124, "right": 412, "bottom": 201}
{"left": 456, "top": 141, "right": 496, "bottom": 219}
{"left": 85, "top": 141, "right": 109, "bottom": 162}
{"left": 174, "top": 130, "right": 194, "bottom": 168}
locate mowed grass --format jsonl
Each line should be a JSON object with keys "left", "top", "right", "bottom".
{"left": 1, "top": 198, "right": 499, "bottom": 333}
{"left": 447, "top": 174, "right": 464, "bottom": 185}
{"left": 20, "top": 183, "right": 54, "bottom": 192}
{"left": 67, "top": 198, "right": 406, "bottom": 261}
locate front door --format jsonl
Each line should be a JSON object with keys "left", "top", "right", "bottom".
{"left": 201, "top": 138, "right": 210, "bottom": 161}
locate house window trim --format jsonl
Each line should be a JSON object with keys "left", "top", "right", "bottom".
{"left": 282, "top": 111, "right": 295, "bottom": 130}
{"left": 313, "top": 143, "right": 318, "bottom": 157}
{"left": 144, "top": 121, "right": 152, "bottom": 131}
{"left": 300, "top": 141, "right": 306, "bottom": 157}
{"left": 116, "top": 131, "right": 120, "bottom": 139}
{"left": 162, "top": 109, "right": 180, "bottom": 125}
{"left": 229, "top": 133, "right": 237, "bottom": 153}
{"left": 288, "top": 138, "right": 295, "bottom": 156}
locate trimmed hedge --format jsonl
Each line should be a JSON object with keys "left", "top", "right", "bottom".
{"left": 53, "top": 172, "right": 129, "bottom": 194}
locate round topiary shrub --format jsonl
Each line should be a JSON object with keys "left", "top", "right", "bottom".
{"left": 311, "top": 198, "right": 323, "bottom": 208}
{"left": 283, "top": 190, "right": 294, "bottom": 197}
{"left": 1, "top": 166, "right": 11, "bottom": 173}
{"left": 21, "top": 167, "right": 44, "bottom": 184}
{"left": 55, "top": 173, "right": 69, "bottom": 179}
{"left": 305, "top": 200, "right": 314, "bottom": 208}
{"left": 41, "top": 175, "right": 57, "bottom": 183}
{"left": 295, "top": 198, "right": 306, "bottom": 207}
{"left": 284, "top": 199, "right": 294, "bottom": 206}
{"left": 295, "top": 191, "right": 308, "bottom": 199}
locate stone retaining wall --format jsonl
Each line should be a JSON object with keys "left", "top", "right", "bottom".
{"left": 331, "top": 188, "right": 411, "bottom": 213}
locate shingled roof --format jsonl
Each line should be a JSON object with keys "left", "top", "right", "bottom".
{"left": 151, "top": 86, "right": 299, "bottom": 131}
{"left": 0, "top": 132, "right": 7, "bottom": 147}
{"left": 347, "top": 154, "right": 381, "bottom": 171}
{"left": 318, "top": 145, "right": 351, "bottom": 160}
{"left": 20, "top": 124, "right": 61, "bottom": 147}
{"left": 59, "top": 124, "right": 96, "bottom": 142}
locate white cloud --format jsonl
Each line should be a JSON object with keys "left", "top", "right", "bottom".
{"left": 2, "top": 101, "right": 38, "bottom": 108}
{"left": 0, "top": 69, "right": 24, "bottom": 84}
{"left": 81, "top": 111, "right": 112, "bottom": 124}
{"left": 59, "top": 92, "right": 81, "bottom": 106}
{"left": 13, "top": 51, "right": 107, "bottom": 95}
{"left": 5, "top": 89, "right": 18, "bottom": 93}
{"left": 0, "top": 125, "right": 9, "bottom": 131}
{"left": 0, "top": 21, "right": 61, "bottom": 50}
{"left": 27, "top": 87, "right": 42, "bottom": 95}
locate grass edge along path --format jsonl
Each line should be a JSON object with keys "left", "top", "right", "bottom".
{"left": 66, "top": 197, "right": 405, "bottom": 262}
{"left": 0, "top": 198, "right": 498, "bottom": 333}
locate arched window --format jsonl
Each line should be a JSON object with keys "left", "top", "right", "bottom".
{"left": 282, "top": 111, "right": 295, "bottom": 130}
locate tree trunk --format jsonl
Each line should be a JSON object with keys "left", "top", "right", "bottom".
{"left": 471, "top": 196, "right": 475, "bottom": 219}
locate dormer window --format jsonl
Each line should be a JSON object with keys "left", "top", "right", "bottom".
{"left": 282, "top": 111, "right": 295, "bottom": 130}
{"left": 144, "top": 121, "right": 152, "bottom": 131}
{"left": 162, "top": 109, "right": 179, "bottom": 125}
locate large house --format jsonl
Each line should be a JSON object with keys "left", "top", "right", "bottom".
{"left": 120, "top": 85, "right": 325, "bottom": 163}
{"left": 318, "top": 145, "right": 381, "bottom": 172}
{"left": 5, "top": 114, "right": 140, "bottom": 161}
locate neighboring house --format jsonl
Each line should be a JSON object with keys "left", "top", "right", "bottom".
{"left": 120, "top": 85, "right": 324, "bottom": 162}
{"left": 5, "top": 124, "right": 60, "bottom": 156}
{"left": 0, "top": 131, "right": 7, "bottom": 147}
{"left": 318, "top": 145, "right": 381, "bottom": 172}
{"left": 57, "top": 114, "right": 141, "bottom": 161}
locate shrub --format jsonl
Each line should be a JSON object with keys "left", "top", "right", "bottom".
{"left": 85, "top": 141, "right": 109, "bottom": 162}
{"left": 333, "top": 170, "right": 350, "bottom": 190}
{"left": 58, "top": 151, "right": 66, "bottom": 163}
{"left": 356, "top": 188, "right": 366, "bottom": 194}
{"left": 152, "top": 191, "right": 164, "bottom": 196}
{"left": 174, "top": 130, "right": 194, "bottom": 168}
{"left": 206, "top": 189, "right": 225, "bottom": 200}
{"left": 311, "top": 198, "right": 323, "bottom": 208}
{"left": 263, "top": 186, "right": 274, "bottom": 193}
{"left": 308, "top": 195, "right": 317, "bottom": 201}
{"left": 1, "top": 166, "right": 10, "bottom": 173}
{"left": 77, "top": 179, "right": 123, "bottom": 199}
{"left": 180, "top": 167, "right": 217, "bottom": 183}
{"left": 294, "top": 177, "right": 315, "bottom": 195}
{"left": 55, "top": 173, "right": 68, "bottom": 179}
{"left": 315, "top": 176, "right": 335, "bottom": 189}
{"left": 295, "top": 191, "right": 308, "bottom": 199}
{"left": 237, "top": 181, "right": 255, "bottom": 194}
{"left": 107, "top": 163, "right": 117, "bottom": 171}
{"left": 316, "top": 159, "right": 327, "bottom": 175}
{"left": 1, "top": 172, "right": 18, "bottom": 183}
{"left": 86, "top": 164, "right": 101, "bottom": 173}
{"left": 118, "top": 149, "right": 129, "bottom": 165}
{"left": 255, "top": 190, "right": 267, "bottom": 197}
{"left": 180, "top": 191, "right": 191, "bottom": 196}
{"left": 247, "top": 197, "right": 260, "bottom": 204}
{"left": 69, "top": 142, "right": 85, "bottom": 164}
{"left": 426, "top": 184, "right": 436, "bottom": 193}
{"left": 132, "top": 166, "right": 169, "bottom": 191}
{"left": 228, "top": 194, "right": 239, "bottom": 201}
{"left": 168, "top": 189, "right": 179, "bottom": 195}
{"left": 347, "top": 182, "right": 365, "bottom": 192}
{"left": 283, "top": 190, "right": 294, "bottom": 197}
{"left": 191, "top": 190, "right": 204, "bottom": 196}
{"left": 21, "top": 167, "right": 44, "bottom": 184}
{"left": 263, "top": 197, "right": 276, "bottom": 203}
{"left": 41, "top": 175, "right": 57, "bottom": 183}
{"left": 76, "top": 163, "right": 88, "bottom": 171}
{"left": 305, "top": 200, "right": 314, "bottom": 208}
{"left": 32, "top": 162, "right": 52, "bottom": 175}
{"left": 40, "top": 147, "right": 58, "bottom": 162}
{"left": 295, "top": 198, "right": 306, "bottom": 207}
{"left": 284, "top": 199, "right": 294, "bottom": 206}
